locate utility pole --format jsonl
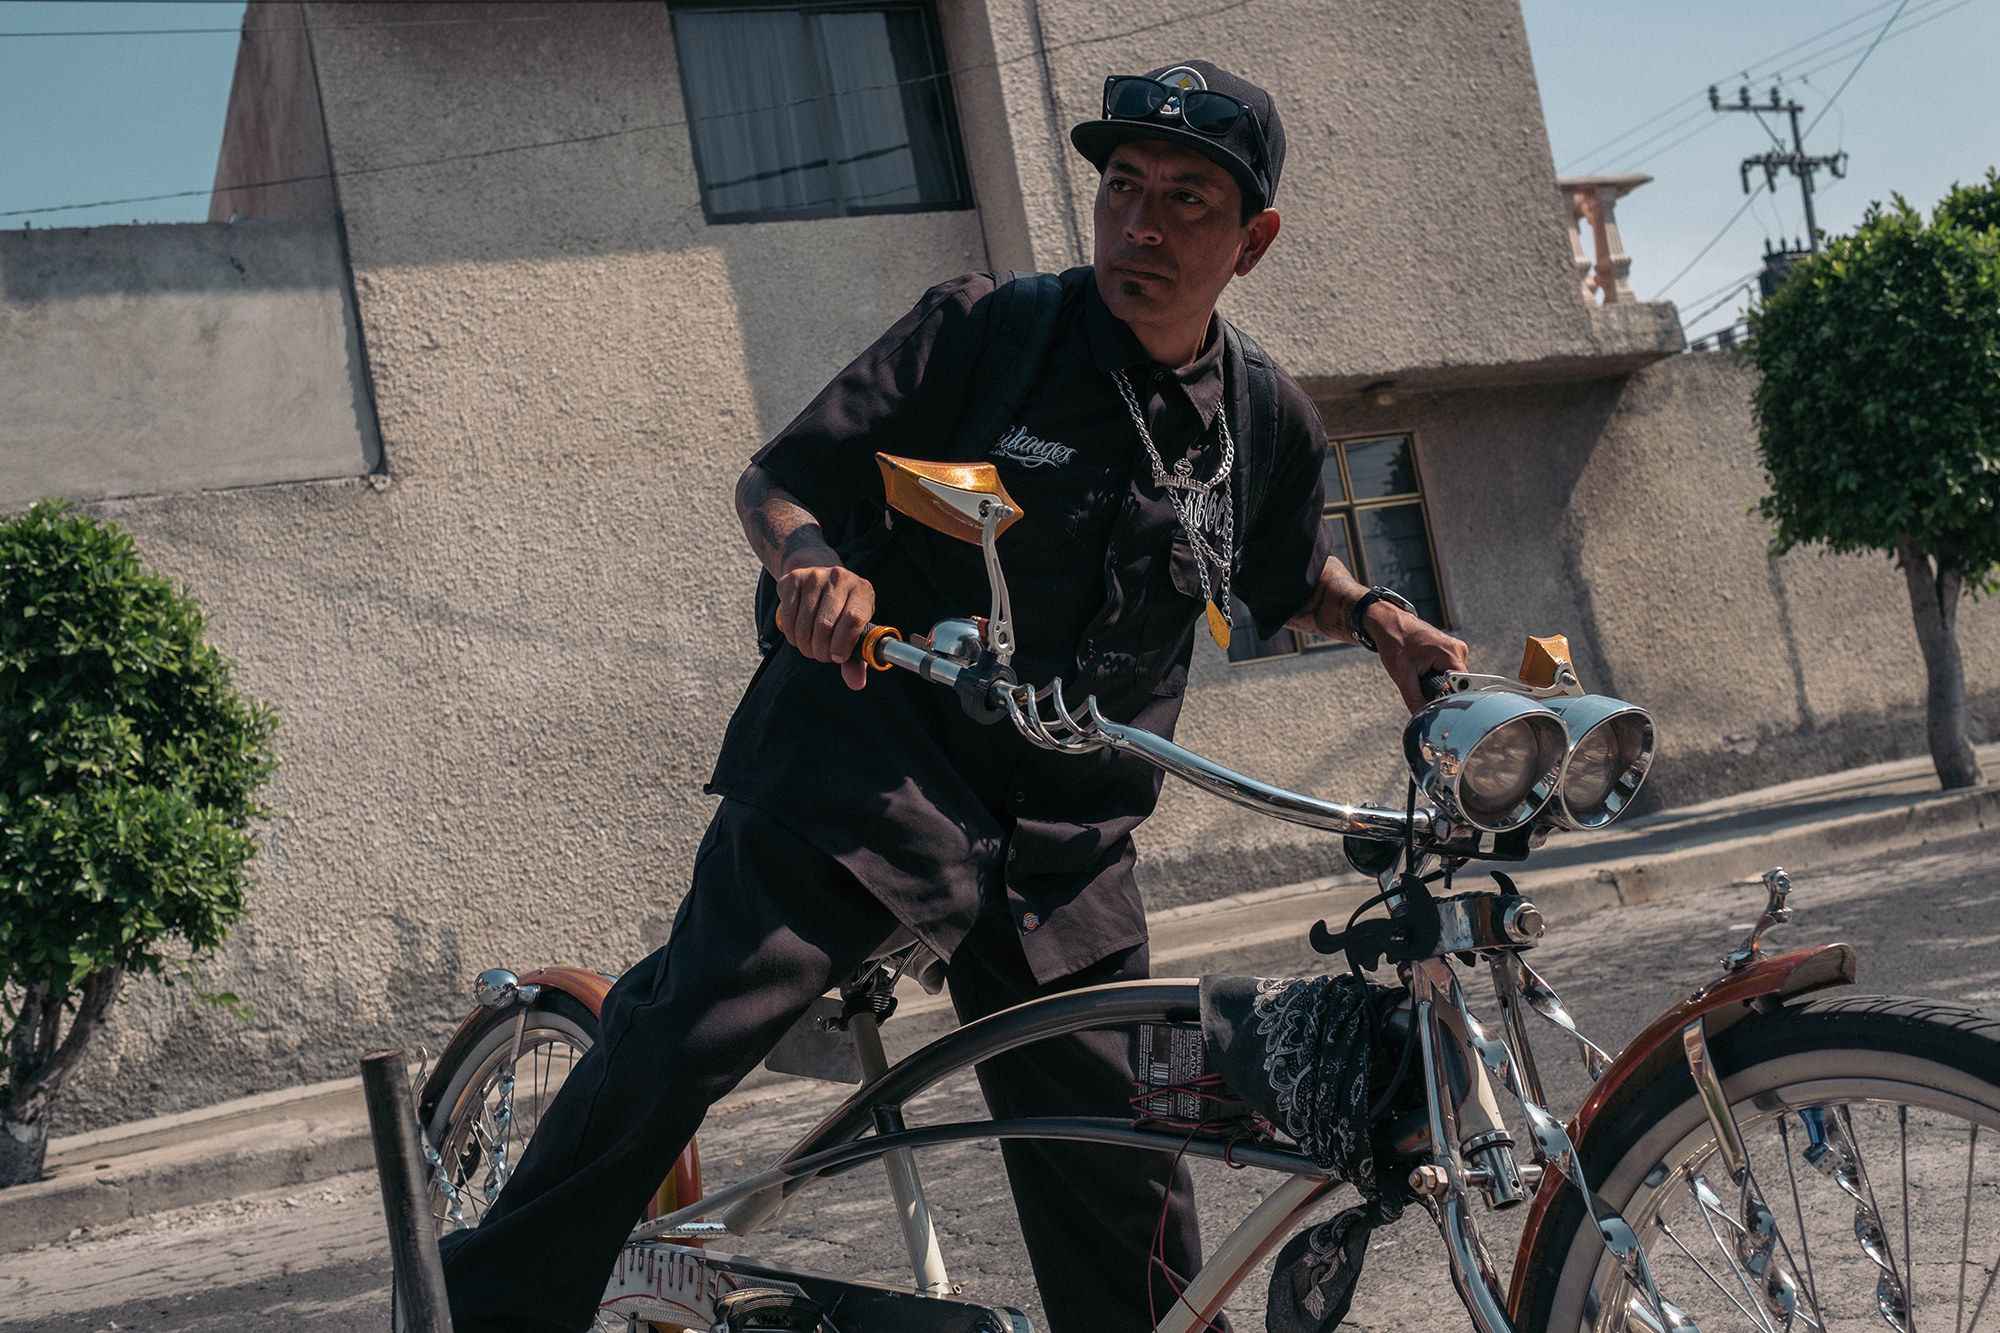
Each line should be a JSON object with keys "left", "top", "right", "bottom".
{"left": 1709, "top": 84, "right": 1848, "bottom": 252}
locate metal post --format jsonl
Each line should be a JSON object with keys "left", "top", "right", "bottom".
{"left": 846, "top": 1011, "right": 951, "bottom": 1295}
{"left": 1786, "top": 102, "right": 1820, "bottom": 251}
{"left": 361, "top": 1048, "right": 456, "bottom": 1333}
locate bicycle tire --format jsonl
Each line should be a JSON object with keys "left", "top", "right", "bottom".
{"left": 422, "top": 990, "right": 599, "bottom": 1235}
{"left": 1518, "top": 994, "right": 2000, "bottom": 1333}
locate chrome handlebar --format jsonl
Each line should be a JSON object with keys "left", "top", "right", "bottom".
{"left": 869, "top": 628, "right": 1434, "bottom": 845}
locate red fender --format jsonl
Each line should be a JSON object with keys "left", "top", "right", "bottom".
{"left": 449, "top": 966, "right": 703, "bottom": 1227}
{"left": 1506, "top": 942, "right": 1857, "bottom": 1318}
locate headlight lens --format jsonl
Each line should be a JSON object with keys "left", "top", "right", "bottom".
{"left": 1459, "top": 717, "right": 1545, "bottom": 812}
{"left": 1543, "top": 697, "right": 1655, "bottom": 828}
{"left": 1403, "top": 693, "right": 1568, "bottom": 832}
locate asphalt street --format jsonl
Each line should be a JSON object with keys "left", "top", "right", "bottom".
{"left": 4, "top": 830, "right": 1997, "bottom": 1333}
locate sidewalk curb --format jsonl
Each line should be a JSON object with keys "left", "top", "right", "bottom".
{"left": 0, "top": 1111, "right": 375, "bottom": 1253}
{"left": 1509, "top": 784, "right": 1999, "bottom": 921}
{"left": 3, "top": 784, "right": 1994, "bottom": 1251}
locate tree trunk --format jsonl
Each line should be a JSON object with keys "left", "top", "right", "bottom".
{"left": 0, "top": 969, "right": 123, "bottom": 1188}
{"left": 1897, "top": 533, "right": 1986, "bottom": 790}
{"left": 0, "top": 1113, "right": 49, "bottom": 1189}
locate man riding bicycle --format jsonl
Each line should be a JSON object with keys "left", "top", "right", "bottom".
{"left": 440, "top": 58, "right": 1466, "bottom": 1333}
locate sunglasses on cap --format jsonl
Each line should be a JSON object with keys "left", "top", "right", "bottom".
{"left": 1101, "top": 75, "right": 1269, "bottom": 172}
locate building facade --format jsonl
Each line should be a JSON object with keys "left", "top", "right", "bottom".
{"left": 3, "top": 0, "right": 1993, "bottom": 1130}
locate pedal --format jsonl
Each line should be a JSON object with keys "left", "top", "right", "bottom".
{"left": 714, "top": 1286, "right": 824, "bottom": 1331}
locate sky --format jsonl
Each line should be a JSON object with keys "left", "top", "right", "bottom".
{"left": 2, "top": 0, "right": 1996, "bottom": 345}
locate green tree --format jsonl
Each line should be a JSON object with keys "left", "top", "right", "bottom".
{"left": 1748, "top": 173, "right": 2000, "bottom": 789}
{"left": 0, "top": 503, "right": 277, "bottom": 1186}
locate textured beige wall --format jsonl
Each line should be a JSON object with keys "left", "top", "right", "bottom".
{"left": 953, "top": 0, "right": 1680, "bottom": 382}
{"left": 49, "top": 1, "right": 991, "bottom": 1131}
{"left": 0, "top": 220, "right": 376, "bottom": 508}
{"left": 1565, "top": 353, "right": 2000, "bottom": 805}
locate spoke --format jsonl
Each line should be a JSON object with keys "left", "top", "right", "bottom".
{"left": 1691, "top": 1173, "right": 1781, "bottom": 1333}
{"left": 1779, "top": 1115, "right": 1826, "bottom": 1328}
{"left": 1902, "top": 1107, "right": 1915, "bottom": 1333}
{"left": 1959, "top": 1124, "right": 1980, "bottom": 1333}
{"left": 1661, "top": 1218, "right": 1775, "bottom": 1329}
{"left": 1970, "top": 1250, "right": 1999, "bottom": 1333}
{"left": 1844, "top": 1104, "right": 1914, "bottom": 1329}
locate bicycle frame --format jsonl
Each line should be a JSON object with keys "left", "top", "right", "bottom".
{"left": 566, "top": 867, "right": 1861, "bottom": 1333}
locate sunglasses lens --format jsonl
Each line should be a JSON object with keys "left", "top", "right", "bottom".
{"left": 1107, "top": 78, "right": 1170, "bottom": 119}
{"left": 1181, "top": 91, "right": 1244, "bottom": 134}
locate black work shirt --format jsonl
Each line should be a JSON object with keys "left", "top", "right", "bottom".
{"left": 707, "top": 270, "right": 1332, "bottom": 982}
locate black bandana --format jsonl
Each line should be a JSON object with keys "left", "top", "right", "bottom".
{"left": 1199, "top": 974, "right": 1413, "bottom": 1333}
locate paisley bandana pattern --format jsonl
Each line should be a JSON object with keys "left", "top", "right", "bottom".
{"left": 1199, "top": 974, "right": 1410, "bottom": 1333}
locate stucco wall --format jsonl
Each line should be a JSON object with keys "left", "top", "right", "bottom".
{"left": 0, "top": 220, "right": 378, "bottom": 509}
{"left": 951, "top": 0, "right": 1680, "bottom": 384}
{"left": 46, "top": 0, "right": 994, "bottom": 1133}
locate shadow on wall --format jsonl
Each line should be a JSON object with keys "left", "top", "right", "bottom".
{"left": 1, "top": 220, "right": 348, "bottom": 301}
{"left": 0, "top": 220, "right": 382, "bottom": 509}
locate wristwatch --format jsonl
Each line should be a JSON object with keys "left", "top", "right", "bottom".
{"left": 1348, "top": 585, "right": 1415, "bottom": 653}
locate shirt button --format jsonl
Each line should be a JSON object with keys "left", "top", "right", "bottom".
{"left": 1010, "top": 790, "right": 1027, "bottom": 807}
{"left": 1007, "top": 846, "right": 1018, "bottom": 863}
{"left": 1021, "top": 911, "right": 1041, "bottom": 932}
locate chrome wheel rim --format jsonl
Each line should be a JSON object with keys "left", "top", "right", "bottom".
{"left": 429, "top": 1019, "right": 590, "bottom": 1233}
{"left": 1582, "top": 1076, "right": 2000, "bottom": 1333}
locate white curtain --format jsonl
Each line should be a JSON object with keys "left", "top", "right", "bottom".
{"left": 813, "top": 11, "right": 919, "bottom": 208}
{"left": 675, "top": 6, "right": 959, "bottom": 217}
{"left": 676, "top": 10, "right": 833, "bottom": 215}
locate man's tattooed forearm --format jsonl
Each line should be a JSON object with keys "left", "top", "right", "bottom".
{"left": 1289, "top": 556, "right": 1366, "bottom": 642}
{"left": 736, "top": 465, "right": 838, "bottom": 578}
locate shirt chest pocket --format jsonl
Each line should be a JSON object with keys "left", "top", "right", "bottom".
{"left": 1167, "top": 534, "right": 1214, "bottom": 604}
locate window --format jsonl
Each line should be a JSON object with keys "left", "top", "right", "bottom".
{"left": 671, "top": 2, "right": 973, "bottom": 223}
{"left": 1225, "top": 433, "right": 1447, "bottom": 665}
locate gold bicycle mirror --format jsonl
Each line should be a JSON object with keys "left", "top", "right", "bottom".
{"left": 876, "top": 454, "right": 1023, "bottom": 544}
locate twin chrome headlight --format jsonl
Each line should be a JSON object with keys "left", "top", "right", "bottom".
{"left": 1404, "top": 689, "right": 1655, "bottom": 834}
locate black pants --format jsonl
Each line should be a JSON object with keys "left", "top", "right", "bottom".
{"left": 440, "top": 799, "right": 1209, "bottom": 1332}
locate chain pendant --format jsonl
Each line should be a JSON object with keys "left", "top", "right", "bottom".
{"left": 1206, "top": 599, "right": 1231, "bottom": 650}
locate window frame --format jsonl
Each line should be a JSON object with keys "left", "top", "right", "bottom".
{"left": 670, "top": 0, "right": 977, "bottom": 226}
{"left": 1223, "top": 428, "right": 1451, "bottom": 668}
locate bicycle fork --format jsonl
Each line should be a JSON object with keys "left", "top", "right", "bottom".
{"left": 1409, "top": 957, "right": 1527, "bottom": 1333}
{"left": 848, "top": 1009, "right": 953, "bottom": 1296}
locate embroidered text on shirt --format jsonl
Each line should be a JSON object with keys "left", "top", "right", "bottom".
{"left": 990, "top": 425, "right": 1078, "bottom": 469}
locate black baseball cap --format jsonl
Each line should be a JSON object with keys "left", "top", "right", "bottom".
{"left": 1070, "top": 60, "right": 1286, "bottom": 213}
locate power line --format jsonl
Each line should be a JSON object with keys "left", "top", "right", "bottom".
{"left": 1, "top": 0, "right": 1267, "bottom": 221}
{"left": 1654, "top": 188, "right": 1766, "bottom": 299}
{"left": 1560, "top": 0, "right": 1967, "bottom": 174}
{"left": 1556, "top": 0, "right": 1904, "bottom": 171}
{"left": 1618, "top": 115, "right": 1723, "bottom": 175}
{"left": 1676, "top": 265, "right": 1766, "bottom": 314}
{"left": 1804, "top": 0, "right": 1908, "bottom": 135}
{"left": 1682, "top": 279, "right": 1759, "bottom": 332}
{"left": 0, "top": 11, "right": 667, "bottom": 39}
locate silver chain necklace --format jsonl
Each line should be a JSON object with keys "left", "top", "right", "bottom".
{"left": 1111, "top": 368, "right": 1236, "bottom": 647}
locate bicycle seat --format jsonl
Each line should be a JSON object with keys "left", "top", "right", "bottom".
{"left": 856, "top": 927, "right": 946, "bottom": 996}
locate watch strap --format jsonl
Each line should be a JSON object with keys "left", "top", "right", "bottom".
{"left": 1348, "top": 585, "right": 1415, "bottom": 653}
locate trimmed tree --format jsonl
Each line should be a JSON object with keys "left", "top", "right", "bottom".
{"left": 1748, "top": 172, "right": 2000, "bottom": 789}
{"left": 0, "top": 503, "right": 277, "bottom": 1186}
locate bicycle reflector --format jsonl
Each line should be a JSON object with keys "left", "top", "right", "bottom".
{"left": 1403, "top": 693, "right": 1568, "bottom": 833}
{"left": 1542, "top": 696, "right": 1655, "bottom": 829}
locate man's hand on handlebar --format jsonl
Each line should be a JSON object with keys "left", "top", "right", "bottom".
{"left": 778, "top": 561, "right": 876, "bottom": 691}
{"left": 1371, "top": 607, "right": 1468, "bottom": 714}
